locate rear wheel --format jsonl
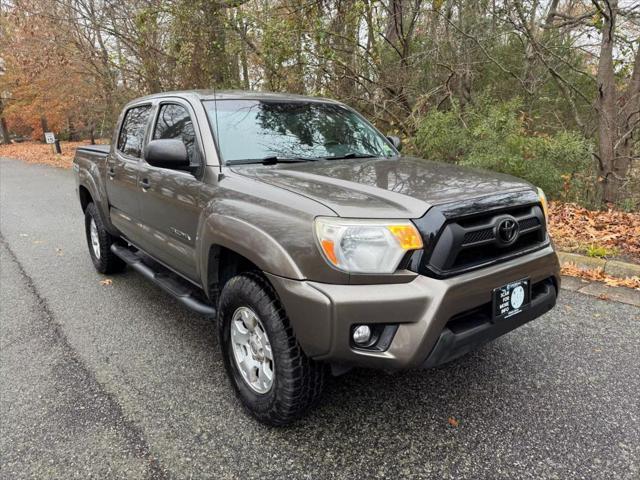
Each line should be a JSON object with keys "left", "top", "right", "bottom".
{"left": 84, "top": 203, "right": 126, "bottom": 274}
{"left": 218, "top": 272, "right": 326, "bottom": 426}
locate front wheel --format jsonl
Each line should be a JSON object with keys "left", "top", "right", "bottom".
{"left": 218, "top": 272, "right": 326, "bottom": 426}
{"left": 84, "top": 203, "right": 126, "bottom": 274}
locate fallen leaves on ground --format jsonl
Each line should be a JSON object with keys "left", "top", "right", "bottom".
{"left": 549, "top": 201, "right": 640, "bottom": 263}
{"left": 448, "top": 417, "right": 459, "bottom": 428}
{"left": 99, "top": 278, "right": 113, "bottom": 286}
{"left": 561, "top": 263, "right": 640, "bottom": 290}
{"left": 0, "top": 140, "right": 107, "bottom": 169}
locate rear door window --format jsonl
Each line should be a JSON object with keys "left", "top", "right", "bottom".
{"left": 153, "top": 104, "right": 198, "bottom": 166}
{"left": 117, "top": 105, "right": 151, "bottom": 158}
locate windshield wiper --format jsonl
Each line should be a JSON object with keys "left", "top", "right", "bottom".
{"left": 228, "top": 156, "right": 319, "bottom": 166}
{"left": 324, "top": 153, "right": 378, "bottom": 160}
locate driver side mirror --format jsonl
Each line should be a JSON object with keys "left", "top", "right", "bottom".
{"left": 144, "top": 139, "right": 189, "bottom": 169}
{"left": 387, "top": 135, "right": 402, "bottom": 151}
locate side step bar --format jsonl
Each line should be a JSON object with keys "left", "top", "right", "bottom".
{"left": 111, "top": 244, "right": 216, "bottom": 316}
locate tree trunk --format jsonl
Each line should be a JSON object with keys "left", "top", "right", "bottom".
{"left": 381, "top": 0, "right": 420, "bottom": 115}
{"left": 595, "top": 0, "right": 637, "bottom": 205}
{"left": 0, "top": 99, "right": 10, "bottom": 144}
{"left": 0, "top": 117, "right": 10, "bottom": 144}
{"left": 596, "top": 0, "right": 621, "bottom": 204}
{"left": 40, "top": 116, "right": 49, "bottom": 142}
{"left": 68, "top": 117, "right": 78, "bottom": 141}
{"left": 241, "top": 41, "right": 250, "bottom": 89}
{"left": 386, "top": 0, "right": 404, "bottom": 45}
{"left": 208, "top": 2, "right": 228, "bottom": 87}
{"left": 616, "top": 48, "right": 640, "bottom": 196}
{"left": 331, "top": 0, "right": 358, "bottom": 101}
{"left": 115, "top": 37, "right": 128, "bottom": 90}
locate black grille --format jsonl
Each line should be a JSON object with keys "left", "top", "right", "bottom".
{"left": 452, "top": 229, "right": 541, "bottom": 269}
{"left": 461, "top": 216, "right": 541, "bottom": 247}
{"left": 518, "top": 217, "right": 540, "bottom": 231}
{"left": 410, "top": 198, "right": 548, "bottom": 278}
{"left": 463, "top": 228, "right": 494, "bottom": 245}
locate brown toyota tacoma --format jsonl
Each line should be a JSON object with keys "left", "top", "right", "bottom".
{"left": 74, "top": 90, "right": 560, "bottom": 425}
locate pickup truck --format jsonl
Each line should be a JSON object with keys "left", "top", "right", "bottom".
{"left": 74, "top": 90, "right": 560, "bottom": 425}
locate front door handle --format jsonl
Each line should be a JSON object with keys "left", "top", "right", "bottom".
{"left": 107, "top": 166, "right": 116, "bottom": 178}
{"left": 140, "top": 178, "right": 151, "bottom": 190}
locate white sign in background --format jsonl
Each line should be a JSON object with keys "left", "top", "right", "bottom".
{"left": 44, "top": 132, "right": 56, "bottom": 144}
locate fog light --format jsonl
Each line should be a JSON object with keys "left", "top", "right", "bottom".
{"left": 352, "top": 325, "right": 372, "bottom": 345}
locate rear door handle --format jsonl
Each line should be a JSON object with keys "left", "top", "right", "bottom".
{"left": 107, "top": 166, "right": 115, "bottom": 178}
{"left": 140, "top": 178, "right": 151, "bottom": 190}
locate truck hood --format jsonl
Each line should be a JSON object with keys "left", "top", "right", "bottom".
{"left": 230, "top": 156, "right": 534, "bottom": 218}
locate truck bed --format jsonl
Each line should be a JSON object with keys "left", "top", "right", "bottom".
{"left": 74, "top": 144, "right": 110, "bottom": 170}
{"left": 76, "top": 144, "right": 110, "bottom": 155}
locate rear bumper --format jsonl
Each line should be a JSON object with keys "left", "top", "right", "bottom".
{"left": 267, "top": 245, "right": 560, "bottom": 370}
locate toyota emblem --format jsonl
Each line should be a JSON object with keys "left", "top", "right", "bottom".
{"left": 496, "top": 217, "right": 519, "bottom": 245}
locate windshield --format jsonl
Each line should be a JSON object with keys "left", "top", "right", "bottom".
{"left": 203, "top": 99, "right": 396, "bottom": 164}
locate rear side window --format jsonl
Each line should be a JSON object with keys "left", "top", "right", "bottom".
{"left": 153, "top": 104, "right": 198, "bottom": 166}
{"left": 117, "top": 105, "right": 151, "bottom": 158}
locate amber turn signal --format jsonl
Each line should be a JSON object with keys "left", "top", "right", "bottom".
{"left": 320, "top": 239, "right": 338, "bottom": 265}
{"left": 387, "top": 225, "right": 423, "bottom": 250}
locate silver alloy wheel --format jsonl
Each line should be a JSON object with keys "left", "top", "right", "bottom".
{"left": 90, "top": 218, "right": 101, "bottom": 259}
{"left": 230, "top": 307, "right": 275, "bottom": 394}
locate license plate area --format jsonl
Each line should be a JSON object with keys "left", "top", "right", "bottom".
{"left": 492, "top": 278, "right": 531, "bottom": 320}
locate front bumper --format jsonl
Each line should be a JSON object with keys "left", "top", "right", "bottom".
{"left": 267, "top": 245, "right": 560, "bottom": 370}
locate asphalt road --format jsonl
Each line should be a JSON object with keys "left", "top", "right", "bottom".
{"left": 1, "top": 157, "right": 639, "bottom": 480}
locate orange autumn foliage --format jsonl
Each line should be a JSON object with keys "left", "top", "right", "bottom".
{"left": 0, "top": 141, "right": 107, "bottom": 168}
{"left": 0, "top": 2, "right": 103, "bottom": 140}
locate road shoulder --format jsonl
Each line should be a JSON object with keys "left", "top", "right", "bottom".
{"left": 0, "top": 240, "right": 167, "bottom": 479}
{"left": 561, "top": 275, "right": 640, "bottom": 307}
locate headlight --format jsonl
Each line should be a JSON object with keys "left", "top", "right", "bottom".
{"left": 314, "top": 217, "right": 423, "bottom": 273}
{"left": 537, "top": 187, "right": 549, "bottom": 221}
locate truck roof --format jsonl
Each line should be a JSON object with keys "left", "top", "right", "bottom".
{"left": 131, "top": 90, "right": 342, "bottom": 105}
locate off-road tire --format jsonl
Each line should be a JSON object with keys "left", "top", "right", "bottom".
{"left": 218, "top": 272, "right": 326, "bottom": 426}
{"left": 84, "top": 202, "right": 126, "bottom": 274}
